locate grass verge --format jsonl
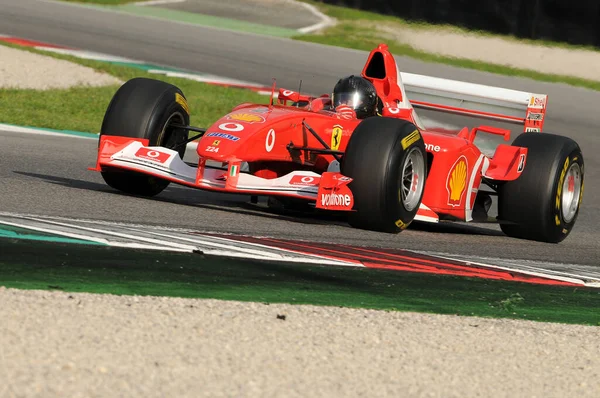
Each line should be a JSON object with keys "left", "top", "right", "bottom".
{"left": 1, "top": 239, "right": 598, "bottom": 326}
{"left": 0, "top": 42, "right": 269, "bottom": 133}
{"left": 61, "top": 0, "right": 138, "bottom": 4}
{"left": 294, "top": 1, "right": 600, "bottom": 91}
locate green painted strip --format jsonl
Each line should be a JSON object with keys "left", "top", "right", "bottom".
{"left": 106, "top": 5, "right": 300, "bottom": 38}
{"left": 0, "top": 226, "right": 104, "bottom": 245}
{"left": 0, "top": 239, "right": 598, "bottom": 326}
{"left": 106, "top": 60, "right": 184, "bottom": 72}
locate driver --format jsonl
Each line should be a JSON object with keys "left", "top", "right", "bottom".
{"left": 331, "top": 75, "right": 379, "bottom": 119}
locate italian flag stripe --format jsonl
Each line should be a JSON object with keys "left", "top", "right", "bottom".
{"left": 230, "top": 165, "right": 238, "bottom": 177}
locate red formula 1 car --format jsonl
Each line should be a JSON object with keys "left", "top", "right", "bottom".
{"left": 91, "top": 43, "right": 584, "bottom": 243}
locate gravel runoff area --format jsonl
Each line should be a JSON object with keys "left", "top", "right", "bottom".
{"left": 1, "top": 41, "right": 599, "bottom": 397}
{"left": 377, "top": 24, "right": 600, "bottom": 81}
{"left": 0, "top": 45, "right": 121, "bottom": 90}
{"left": 0, "top": 287, "right": 598, "bottom": 398}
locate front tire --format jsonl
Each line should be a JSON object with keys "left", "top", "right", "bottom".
{"left": 498, "top": 132, "right": 584, "bottom": 243}
{"left": 100, "top": 77, "right": 191, "bottom": 197}
{"left": 341, "top": 117, "right": 427, "bottom": 233}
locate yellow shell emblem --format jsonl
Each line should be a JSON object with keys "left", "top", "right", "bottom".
{"left": 227, "top": 113, "right": 265, "bottom": 123}
{"left": 447, "top": 157, "right": 467, "bottom": 207}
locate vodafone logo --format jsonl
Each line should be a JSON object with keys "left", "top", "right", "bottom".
{"left": 321, "top": 193, "right": 351, "bottom": 207}
{"left": 134, "top": 148, "right": 170, "bottom": 163}
{"left": 387, "top": 107, "right": 400, "bottom": 114}
{"left": 265, "top": 129, "right": 276, "bottom": 152}
{"left": 282, "top": 90, "right": 294, "bottom": 97}
{"left": 218, "top": 122, "right": 244, "bottom": 132}
{"left": 289, "top": 175, "right": 320, "bottom": 186}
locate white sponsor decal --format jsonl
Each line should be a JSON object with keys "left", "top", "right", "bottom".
{"left": 321, "top": 193, "right": 351, "bottom": 207}
{"left": 525, "top": 127, "right": 540, "bottom": 132}
{"left": 528, "top": 95, "right": 546, "bottom": 109}
{"left": 527, "top": 112, "right": 543, "bottom": 121}
{"left": 218, "top": 122, "right": 244, "bottom": 132}
{"left": 517, "top": 154, "right": 526, "bottom": 173}
{"left": 387, "top": 107, "right": 400, "bottom": 114}
{"left": 206, "top": 132, "right": 240, "bottom": 141}
{"left": 424, "top": 143, "right": 441, "bottom": 152}
{"left": 282, "top": 90, "right": 294, "bottom": 97}
{"left": 265, "top": 129, "right": 276, "bottom": 152}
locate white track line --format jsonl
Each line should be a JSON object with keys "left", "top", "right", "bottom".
{"left": 4, "top": 214, "right": 359, "bottom": 265}
{"left": 15, "top": 216, "right": 199, "bottom": 252}
{"left": 37, "top": 47, "right": 141, "bottom": 63}
{"left": 291, "top": 0, "right": 337, "bottom": 33}
{"left": 134, "top": 227, "right": 361, "bottom": 266}
{"left": 133, "top": 0, "right": 186, "bottom": 6}
{"left": 0, "top": 124, "right": 96, "bottom": 139}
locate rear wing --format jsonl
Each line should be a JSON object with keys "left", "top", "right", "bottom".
{"left": 400, "top": 72, "right": 547, "bottom": 133}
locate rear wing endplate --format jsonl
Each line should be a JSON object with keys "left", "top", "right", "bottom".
{"left": 400, "top": 72, "right": 547, "bottom": 133}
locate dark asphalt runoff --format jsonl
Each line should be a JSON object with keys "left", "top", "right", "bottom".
{"left": 0, "top": 0, "right": 598, "bottom": 265}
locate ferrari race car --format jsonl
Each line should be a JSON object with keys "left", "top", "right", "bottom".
{"left": 90, "top": 43, "right": 584, "bottom": 243}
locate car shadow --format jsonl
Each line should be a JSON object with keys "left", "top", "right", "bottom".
{"left": 12, "top": 171, "right": 343, "bottom": 227}
{"left": 14, "top": 170, "right": 505, "bottom": 236}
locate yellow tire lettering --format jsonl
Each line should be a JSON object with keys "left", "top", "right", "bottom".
{"left": 175, "top": 93, "right": 190, "bottom": 115}
{"left": 401, "top": 130, "right": 421, "bottom": 150}
{"left": 555, "top": 157, "right": 569, "bottom": 211}
{"left": 395, "top": 219, "right": 410, "bottom": 230}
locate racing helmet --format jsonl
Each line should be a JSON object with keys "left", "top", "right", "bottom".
{"left": 332, "top": 75, "right": 378, "bottom": 119}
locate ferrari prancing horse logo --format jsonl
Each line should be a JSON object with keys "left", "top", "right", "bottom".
{"left": 331, "top": 125, "right": 343, "bottom": 151}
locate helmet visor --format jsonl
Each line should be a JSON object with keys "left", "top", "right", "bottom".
{"left": 333, "top": 91, "right": 364, "bottom": 109}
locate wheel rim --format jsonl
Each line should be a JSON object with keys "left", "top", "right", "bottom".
{"left": 400, "top": 147, "right": 425, "bottom": 212}
{"left": 161, "top": 111, "right": 186, "bottom": 157}
{"left": 561, "top": 162, "right": 582, "bottom": 224}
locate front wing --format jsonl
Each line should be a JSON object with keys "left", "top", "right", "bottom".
{"left": 90, "top": 135, "right": 438, "bottom": 222}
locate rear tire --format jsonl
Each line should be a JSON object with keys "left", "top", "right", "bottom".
{"left": 498, "top": 132, "right": 584, "bottom": 243}
{"left": 100, "top": 77, "right": 190, "bottom": 197}
{"left": 341, "top": 117, "right": 427, "bottom": 233}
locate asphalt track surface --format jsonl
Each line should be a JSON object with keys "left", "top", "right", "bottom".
{"left": 0, "top": 0, "right": 599, "bottom": 266}
{"left": 153, "top": 0, "right": 319, "bottom": 30}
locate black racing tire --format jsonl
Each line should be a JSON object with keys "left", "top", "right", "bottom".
{"left": 341, "top": 117, "right": 427, "bottom": 233}
{"left": 497, "top": 132, "right": 584, "bottom": 243}
{"left": 100, "top": 77, "right": 191, "bottom": 197}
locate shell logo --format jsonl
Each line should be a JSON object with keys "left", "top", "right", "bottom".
{"left": 227, "top": 113, "right": 265, "bottom": 123}
{"left": 446, "top": 156, "right": 468, "bottom": 207}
